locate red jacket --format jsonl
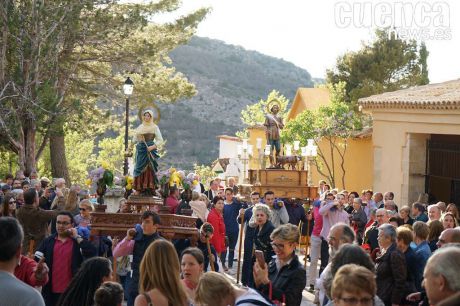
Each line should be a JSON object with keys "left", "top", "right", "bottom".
{"left": 207, "top": 208, "right": 226, "bottom": 253}
{"left": 15, "top": 255, "right": 49, "bottom": 287}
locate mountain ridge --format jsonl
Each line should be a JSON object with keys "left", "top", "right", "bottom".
{"left": 156, "top": 36, "right": 316, "bottom": 169}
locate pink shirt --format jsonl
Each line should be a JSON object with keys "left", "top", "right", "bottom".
{"left": 113, "top": 238, "right": 135, "bottom": 258}
{"left": 319, "top": 201, "right": 350, "bottom": 239}
{"left": 51, "top": 237, "right": 73, "bottom": 293}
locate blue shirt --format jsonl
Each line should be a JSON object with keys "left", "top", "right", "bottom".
{"left": 412, "top": 241, "right": 431, "bottom": 291}
{"left": 223, "top": 199, "right": 246, "bottom": 235}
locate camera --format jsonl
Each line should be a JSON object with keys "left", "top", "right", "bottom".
{"left": 34, "top": 251, "right": 44, "bottom": 263}
{"left": 273, "top": 199, "right": 284, "bottom": 210}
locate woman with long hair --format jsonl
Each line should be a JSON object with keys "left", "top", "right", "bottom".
{"left": 180, "top": 247, "right": 204, "bottom": 302}
{"left": 427, "top": 220, "right": 444, "bottom": 252}
{"left": 57, "top": 257, "right": 113, "bottom": 306}
{"left": 1, "top": 193, "right": 16, "bottom": 217}
{"left": 135, "top": 240, "right": 189, "bottom": 306}
{"left": 446, "top": 203, "right": 459, "bottom": 221}
{"left": 441, "top": 212, "right": 458, "bottom": 229}
{"left": 65, "top": 188, "right": 80, "bottom": 215}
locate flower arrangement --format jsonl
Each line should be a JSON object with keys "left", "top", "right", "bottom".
{"left": 124, "top": 176, "right": 134, "bottom": 191}
{"left": 157, "top": 168, "right": 200, "bottom": 190}
{"left": 88, "top": 162, "right": 114, "bottom": 193}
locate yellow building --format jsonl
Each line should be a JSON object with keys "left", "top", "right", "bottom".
{"left": 248, "top": 88, "right": 374, "bottom": 193}
{"left": 359, "top": 79, "right": 460, "bottom": 206}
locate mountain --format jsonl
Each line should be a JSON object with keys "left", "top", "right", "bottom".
{"left": 157, "top": 36, "right": 315, "bottom": 169}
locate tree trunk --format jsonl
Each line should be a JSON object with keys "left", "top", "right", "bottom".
{"left": 50, "top": 124, "right": 71, "bottom": 185}
{"left": 23, "top": 116, "right": 36, "bottom": 175}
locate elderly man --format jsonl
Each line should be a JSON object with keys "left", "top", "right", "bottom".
{"left": 428, "top": 204, "right": 442, "bottom": 221}
{"left": 316, "top": 223, "right": 355, "bottom": 305}
{"left": 437, "top": 228, "right": 460, "bottom": 248}
{"left": 384, "top": 191, "right": 394, "bottom": 201}
{"left": 384, "top": 200, "right": 398, "bottom": 216}
{"left": 204, "top": 179, "right": 219, "bottom": 202}
{"left": 374, "top": 192, "right": 384, "bottom": 209}
{"left": 422, "top": 246, "right": 460, "bottom": 306}
{"left": 363, "top": 208, "right": 389, "bottom": 251}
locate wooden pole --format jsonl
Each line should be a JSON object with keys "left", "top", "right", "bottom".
{"left": 304, "top": 218, "right": 311, "bottom": 269}
{"left": 236, "top": 211, "right": 245, "bottom": 284}
{"left": 206, "top": 237, "right": 215, "bottom": 272}
{"left": 28, "top": 240, "right": 35, "bottom": 259}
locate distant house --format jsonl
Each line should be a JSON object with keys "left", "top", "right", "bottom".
{"left": 286, "top": 87, "right": 330, "bottom": 120}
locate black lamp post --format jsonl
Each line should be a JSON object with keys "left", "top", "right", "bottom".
{"left": 123, "top": 77, "right": 134, "bottom": 176}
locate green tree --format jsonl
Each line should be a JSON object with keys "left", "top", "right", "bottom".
{"left": 193, "top": 163, "right": 215, "bottom": 186}
{"left": 237, "top": 90, "right": 289, "bottom": 138}
{"left": 0, "top": 0, "right": 209, "bottom": 183}
{"left": 327, "top": 28, "right": 429, "bottom": 104}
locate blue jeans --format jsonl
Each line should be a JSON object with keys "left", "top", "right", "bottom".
{"left": 118, "top": 274, "right": 132, "bottom": 301}
{"left": 221, "top": 232, "right": 238, "bottom": 268}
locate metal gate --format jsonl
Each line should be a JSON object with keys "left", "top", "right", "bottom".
{"left": 426, "top": 140, "right": 460, "bottom": 204}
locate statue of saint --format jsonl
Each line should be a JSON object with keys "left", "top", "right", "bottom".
{"left": 132, "top": 110, "right": 163, "bottom": 195}
{"left": 264, "top": 101, "right": 284, "bottom": 167}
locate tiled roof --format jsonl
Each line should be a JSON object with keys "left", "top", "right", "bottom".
{"left": 359, "top": 79, "right": 460, "bottom": 110}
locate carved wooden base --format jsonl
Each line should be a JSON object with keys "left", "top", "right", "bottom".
{"left": 127, "top": 195, "right": 164, "bottom": 213}
{"left": 90, "top": 212, "right": 198, "bottom": 245}
{"left": 248, "top": 169, "right": 318, "bottom": 199}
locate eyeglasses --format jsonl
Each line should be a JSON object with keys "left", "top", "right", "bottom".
{"left": 271, "top": 242, "right": 287, "bottom": 250}
{"left": 338, "top": 297, "right": 373, "bottom": 305}
{"left": 9, "top": 200, "right": 16, "bottom": 204}
{"left": 56, "top": 221, "right": 71, "bottom": 226}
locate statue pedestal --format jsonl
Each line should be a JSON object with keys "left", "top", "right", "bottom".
{"left": 127, "top": 195, "right": 164, "bottom": 213}
{"left": 103, "top": 187, "right": 125, "bottom": 213}
{"left": 248, "top": 169, "right": 318, "bottom": 199}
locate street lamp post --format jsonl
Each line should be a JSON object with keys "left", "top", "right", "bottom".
{"left": 237, "top": 139, "right": 253, "bottom": 183}
{"left": 123, "top": 77, "right": 134, "bottom": 176}
{"left": 301, "top": 139, "right": 318, "bottom": 186}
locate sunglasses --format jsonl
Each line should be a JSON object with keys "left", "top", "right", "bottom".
{"left": 79, "top": 207, "right": 87, "bottom": 211}
{"left": 9, "top": 200, "right": 16, "bottom": 204}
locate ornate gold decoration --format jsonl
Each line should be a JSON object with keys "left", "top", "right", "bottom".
{"left": 266, "top": 99, "right": 282, "bottom": 113}
{"left": 138, "top": 102, "right": 161, "bottom": 124}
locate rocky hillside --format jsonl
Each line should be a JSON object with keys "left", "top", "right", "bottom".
{"left": 157, "top": 36, "right": 315, "bottom": 169}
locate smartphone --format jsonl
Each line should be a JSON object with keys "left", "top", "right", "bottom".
{"left": 255, "top": 250, "right": 266, "bottom": 269}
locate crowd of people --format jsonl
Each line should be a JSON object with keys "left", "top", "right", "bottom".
{"left": 1, "top": 171, "right": 460, "bottom": 306}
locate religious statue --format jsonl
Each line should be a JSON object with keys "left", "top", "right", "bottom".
{"left": 132, "top": 109, "right": 163, "bottom": 195}
{"left": 264, "top": 100, "right": 284, "bottom": 167}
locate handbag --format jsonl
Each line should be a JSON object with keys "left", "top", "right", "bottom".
{"left": 268, "top": 282, "right": 286, "bottom": 306}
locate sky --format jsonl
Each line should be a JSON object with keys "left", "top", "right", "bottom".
{"left": 166, "top": 0, "right": 460, "bottom": 83}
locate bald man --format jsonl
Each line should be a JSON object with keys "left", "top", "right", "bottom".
{"left": 437, "top": 228, "right": 460, "bottom": 248}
